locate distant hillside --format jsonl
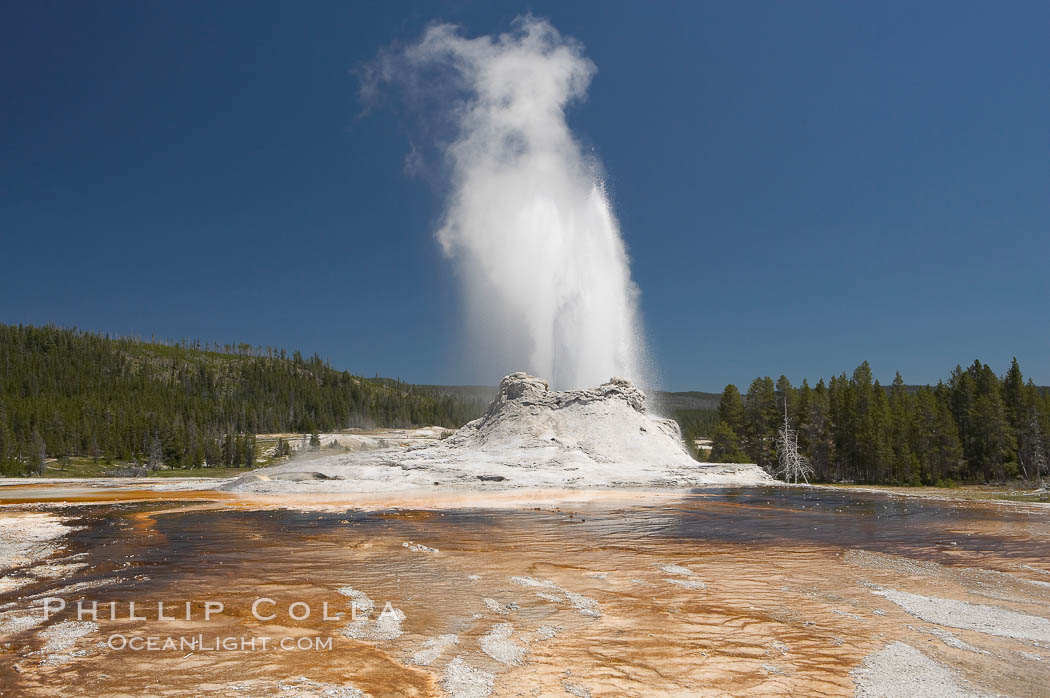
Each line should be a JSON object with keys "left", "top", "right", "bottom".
{"left": 0, "top": 324, "right": 487, "bottom": 476}
{"left": 651, "top": 390, "right": 722, "bottom": 412}
{"left": 417, "top": 384, "right": 498, "bottom": 406}
{"left": 421, "top": 382, "right": 721, "bottom": 413}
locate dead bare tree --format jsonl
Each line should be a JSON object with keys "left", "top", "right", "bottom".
{"left": 1019, "top": 409, "right": 1047, "bottom": 484}
{"left": 776, "top": 398, "right": 813, "bottom": 484}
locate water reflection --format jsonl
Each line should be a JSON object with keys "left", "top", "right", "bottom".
{"left": 65, "top": 486, "right": 1049, "bottom": 590}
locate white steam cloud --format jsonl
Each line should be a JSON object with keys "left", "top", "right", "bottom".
{"left": 367, "top": 17, "right": 647, "bottom": 390}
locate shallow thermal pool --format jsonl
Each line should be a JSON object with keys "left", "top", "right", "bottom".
{"left": 2, "top": 486, "right": 1049, "bottom": 696}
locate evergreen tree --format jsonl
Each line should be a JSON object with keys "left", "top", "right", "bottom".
{"left": 889, "top": 372, "right": 919, "bottom": 485}
{"left": 795, "top": 379, "right": 812, "bottom": 453}
{"left": 234, "top": 433, "right": 246, "bottom": 468}
{"left": 1019, "top": 408, "right": 1047, "bottom": 480}
{"left": 709, "top": 422, "right": 747, "bottom": 463}
{"left": 743, "top": 377, "right": 778, "bottom": 470}
{"left": 0, "top": 324, "right": 488, "bottom": 475}
{"left": 32, "top": 428, "right": 46, "bottom": 476}
{"left": 1002, "top": 357, "right": 1026, "bottom": 432}
{"left": 803, "top": 379, "right": 833, "bottom": 480}
{"left": 718, "top": 384, "right": 745, "bottom": 433}
{"left": 704, "top": 358, "right": 1034, "bottom": 486}
{"left": 775, "top": 375, "right": 795, "bottom": 427}
{"left": 148, "top": 432, "right": 163, "bottom": 470}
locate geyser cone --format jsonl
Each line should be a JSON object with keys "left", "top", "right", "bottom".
{"left": 227, "top": 373, "right": 775, "bottom": 493}
{"left": 445, "top": 372, "right": 690, "bottom": 468}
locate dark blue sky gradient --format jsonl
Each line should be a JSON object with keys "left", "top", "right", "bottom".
{"left": 2, "top": 1, "right": 1047, "bottom": 390}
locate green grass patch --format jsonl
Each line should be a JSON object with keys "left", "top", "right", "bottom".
{"left": 39, "top": 455, "right": 267, "bottom": 479}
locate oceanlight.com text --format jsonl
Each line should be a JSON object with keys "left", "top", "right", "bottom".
{"left": 106, "top": 634, "right": 334, "bottom": 652}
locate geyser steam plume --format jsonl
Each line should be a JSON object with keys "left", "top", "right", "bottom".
{"left": 368, "top": 17, "right": 647, "bottom": 390}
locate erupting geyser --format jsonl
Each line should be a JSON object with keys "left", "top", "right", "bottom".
{"left": 236, "top": 17, "right": 777, "bottom": 493}
{"left": 368, "top": 17, "right": 647, "bottom": 389}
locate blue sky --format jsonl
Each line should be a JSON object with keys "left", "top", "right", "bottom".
{"left": 2, "top": 1, "right": 1047, "bottom": 391}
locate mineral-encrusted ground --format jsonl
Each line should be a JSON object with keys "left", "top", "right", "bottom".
{"left": 225, "top": 373, "right": 772, "bottom": 493}
{"left": 2, "top": 484, "right": 1049, "bottom": 696}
